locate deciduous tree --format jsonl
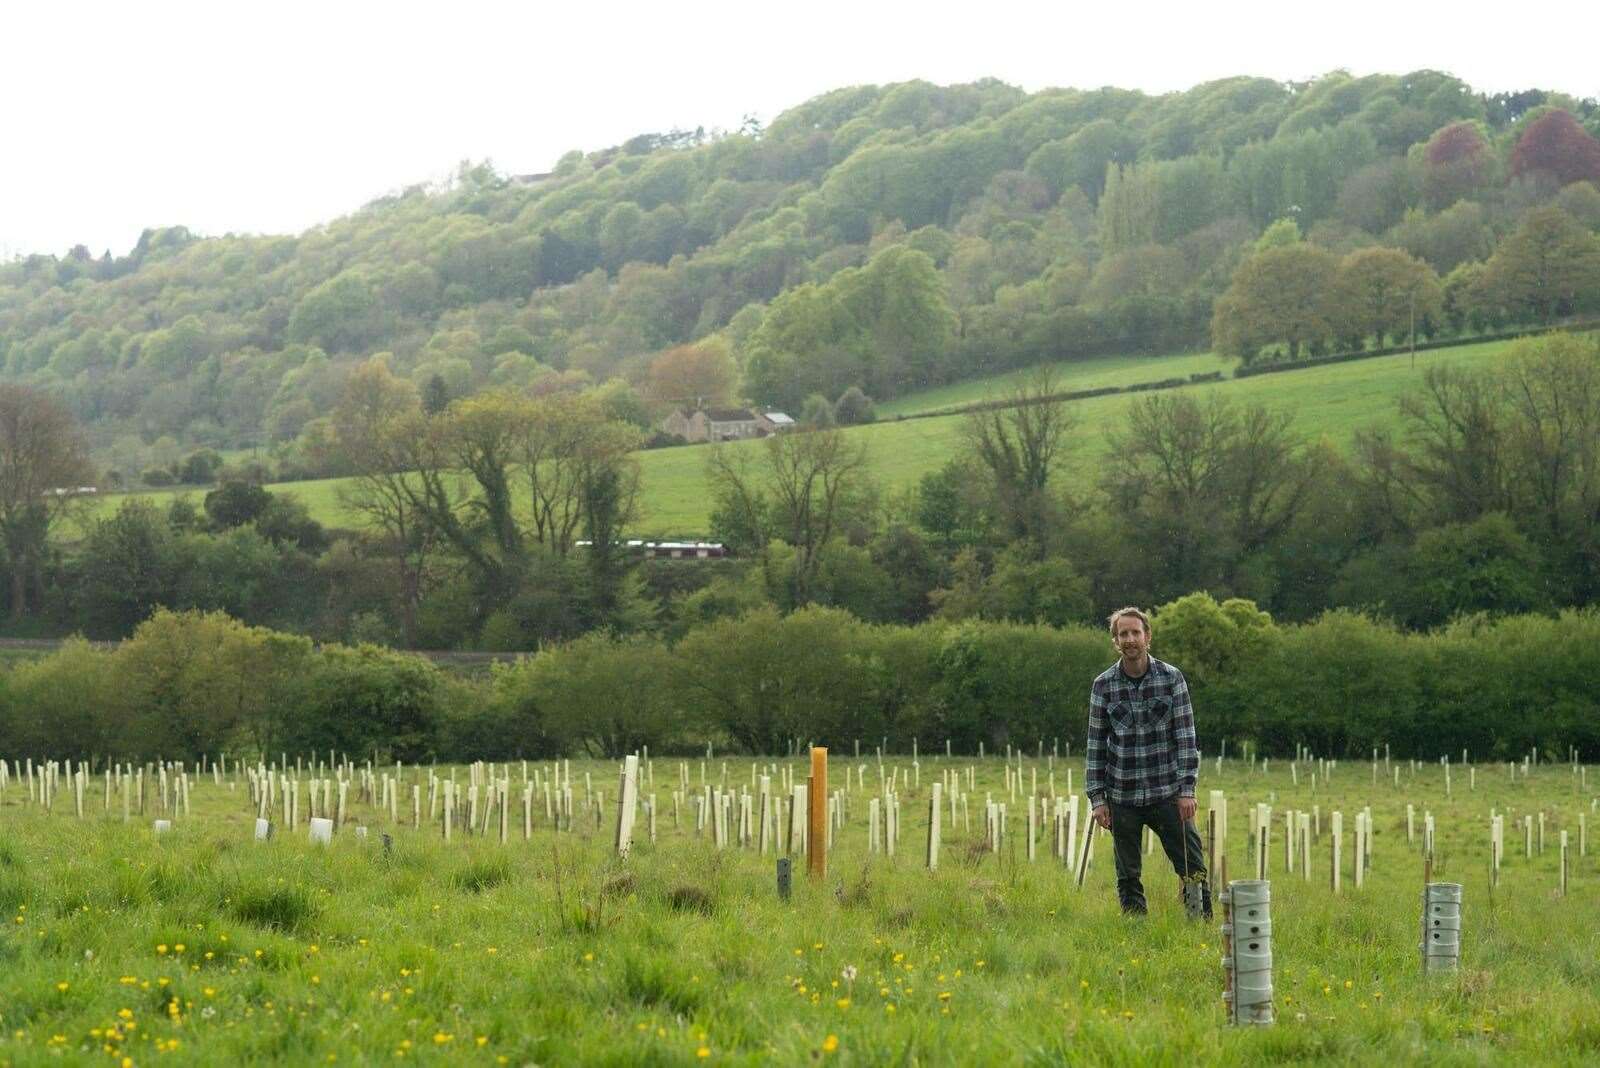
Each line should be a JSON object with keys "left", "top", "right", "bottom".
{"left": 1509, "top": 108, "right": 1600, "bottom": 189}
{"left": 963, "top": 366, "right": 1075, "bottom": 547}
{"left": 1328, "top": 247, "right": 1443, "bottom": 348}
{"left": 1211, "top": 243, "right": 1339, "bottom": 360}
{"left": 0, "top": 385, "right": 93, "bottom": 620}
{"left": 1479, "top": 205, "right": 1600, "bottom": 322}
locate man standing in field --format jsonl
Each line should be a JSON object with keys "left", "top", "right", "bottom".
{"left": 1086, "top": 606, "right": 1211, "bottom": 918}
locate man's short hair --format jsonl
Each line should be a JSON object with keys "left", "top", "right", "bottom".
{"left": 1107, "top": 606, "right": 1151, "bottom": 637}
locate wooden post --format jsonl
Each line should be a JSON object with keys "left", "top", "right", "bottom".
{"left": 807, "top": 748, "right": 827, "bottom": 879}
{"left": 1207, "top": 808, "right": 1218, "bottom": 888}
{"left": 758, "top": 776, "right": 772, "bottom": 855}
{"left": 1064, "top": 797, "right": 1080, "bottom": 875}
{"left": 1074, "top": 817, "right": 1095, "bottom": 887}
{"left": 1027, "top": 796, "right": 1037, "bottom": 862}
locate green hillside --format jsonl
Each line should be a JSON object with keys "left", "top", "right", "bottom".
{"left": 95, "top": 336, "right": 1529, "bottom": 535}
{"left": 4, "top": 71, "right": 1597, "bottom": 495}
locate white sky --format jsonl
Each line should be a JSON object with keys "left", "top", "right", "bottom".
{"left": 3, "top": 0, "right": 1597, "bottom": 259}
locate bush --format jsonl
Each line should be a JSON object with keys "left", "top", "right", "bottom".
{"left": 834, "top": 386, "right": 876, "bottom": 425}
{"left": 284, "top": 643, "right": 447, "bottom": 762}
{"left": 491, "top": 632, "right": 680, "bottom": 757}
{"left": 798, "top": 393, "right": 836, "bottom": 427}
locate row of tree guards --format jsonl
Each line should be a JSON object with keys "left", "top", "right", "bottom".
{"left": 17, "top": 745, "right": 1557, "bottom": 1028}
{"left": 4, "top": 746, "right": 1592, "bottom": 891}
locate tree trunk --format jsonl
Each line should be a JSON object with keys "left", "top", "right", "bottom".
{"left": 10, "top": 555, "right": 26, "bottom": 622}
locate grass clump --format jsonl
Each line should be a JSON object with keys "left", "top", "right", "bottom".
{"left": 226, "top": 881, "right": 320, "bottom": 933}
{"left": 449, "top": 855, "right": 513, "bottom": 894}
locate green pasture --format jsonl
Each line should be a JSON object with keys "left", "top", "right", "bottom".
{"left": 0, "top": 753, "right": 1594, "bottom": 1065}
{"left": 872, "top": 351, "right": 1238, "bottom": 418}
{"left": 624, "top": 337, "right": 1528, "bottom": 535}
{"left": 90, "top": 337, "right": 1537, "bottom": 538}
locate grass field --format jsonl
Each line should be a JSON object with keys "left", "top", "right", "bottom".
{"left": 621, "top": 338, "right": 1530, "bottom": 535}
{"left": 89, "top": 337, "right": 1542, "bottom": 538}
{"left": 872, "top": 351, "right": 1238, "bottom": 418}
{"left": 0, "top": 752, "right": 1593, "bottom": 1065}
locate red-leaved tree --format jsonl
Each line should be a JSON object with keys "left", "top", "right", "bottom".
{"left": 1424, "top": 121, "right": 1494, "bottom": 209}
{"left": 1509, "top": 109, "right": 1600, "bottom": 188}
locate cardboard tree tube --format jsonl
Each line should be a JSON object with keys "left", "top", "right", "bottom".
{"left": 808, "top": 747, "right": 828, "bottom": 880}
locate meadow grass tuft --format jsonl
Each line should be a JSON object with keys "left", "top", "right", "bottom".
{"left": 224, "top": 880, "right": 320, "bottom": 933}
{"left": 447, "top": 855, "right": 513, "bottom": 894}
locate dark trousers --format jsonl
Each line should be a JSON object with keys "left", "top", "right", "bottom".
{"left": 1108, "top": 797, "right": 1211, "bottom": 917}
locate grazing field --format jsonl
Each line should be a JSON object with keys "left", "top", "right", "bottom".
{"left": 623, "top": 337, "right": 1530, "bottom": 535}
{"left": 0, "top": 750, "right": 1595, "bottom": 1065}
{"left": 92, "top": 335, "right": 1553, "bottom": 538}
{"left": 872, "top": 351, "right": 1238, "bottom": 418}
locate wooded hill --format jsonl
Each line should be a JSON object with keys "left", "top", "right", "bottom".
{"left": 2, "top": 71, "right": 1599, "bottom": 486}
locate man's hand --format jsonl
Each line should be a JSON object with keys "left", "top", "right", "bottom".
{"left": 1092, "top": 804, "right": 1111, "bottom": 830}
{"left": 1177, "top": 796, "right": 1197, "bottom": 822}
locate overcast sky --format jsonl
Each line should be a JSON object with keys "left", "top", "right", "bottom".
{"left": 4, "top": 0, "right": 1596, "bottom": 260}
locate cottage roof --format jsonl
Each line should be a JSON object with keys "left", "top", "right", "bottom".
{"left": 704, "top": 408, "right": 757, "bottom": 422}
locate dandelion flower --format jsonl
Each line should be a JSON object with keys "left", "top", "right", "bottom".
{"left": 822, "top": 1034, "right": 839, "bottom": 1053}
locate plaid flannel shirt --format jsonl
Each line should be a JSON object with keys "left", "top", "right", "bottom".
{"left": 1085, "top": 656, "right": 1198, "bottom": 808}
